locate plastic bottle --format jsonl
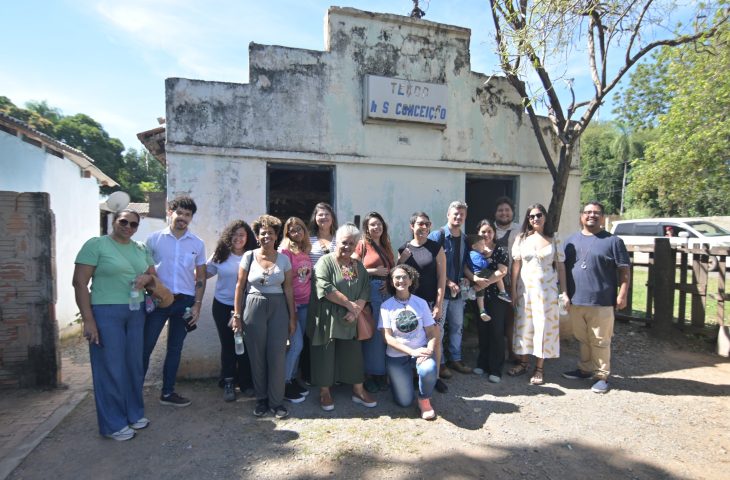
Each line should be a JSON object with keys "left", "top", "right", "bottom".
{"left": 234, "top": 330, "right": 245, "bottom": 355}
{"left": 129, "top": 282, "right": 141, "bottom": 311}
{"left": 558, "top": 293, "right": 569, "bottom": 316}
{"left": 183, "top": 307, "right": 197, "bottom": 332}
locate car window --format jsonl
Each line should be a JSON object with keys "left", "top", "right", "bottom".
{"left": 635, "top": 224, "right": 660, "bottom": 236}
{"left": 613, "top": 224, "right": 633, "bottom": 235}
{"left": 686, "top": 221, "right": 730, "bottom": 237}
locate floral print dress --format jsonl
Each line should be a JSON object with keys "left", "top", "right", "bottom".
{"left": 512, "top": 235, "right": 564, "bottom": 359}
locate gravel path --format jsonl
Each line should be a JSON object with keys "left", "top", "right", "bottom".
{"left": 9, "top": 321, "right": 730, "bottom": 480}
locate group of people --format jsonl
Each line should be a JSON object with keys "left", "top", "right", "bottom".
{"left": 73, "top": 195, "right": 629, "bottom": 441}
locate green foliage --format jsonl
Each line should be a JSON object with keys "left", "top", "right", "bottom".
{"left": 613, "top": 52, "right": 671, "bottom": 131}
{"left": 1, "top": 97, "right": 165, "bottom": 202}
{"left": 627, "top": 25, "right": 730, "bottom": 216}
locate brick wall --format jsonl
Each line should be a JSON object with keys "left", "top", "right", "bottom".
{"left": 0, "top": 192, "right": 59, "bottom": 388}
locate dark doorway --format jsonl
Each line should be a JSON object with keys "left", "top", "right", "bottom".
{"left": 267, "top": 163, "right": 334, "bottom": 224}
{"left": 465, "top": 175, "right": 517, "bottom": 234}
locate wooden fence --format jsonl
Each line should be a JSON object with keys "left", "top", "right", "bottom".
{"left": 618, "top": 238, "right": 729, "bottom": 356}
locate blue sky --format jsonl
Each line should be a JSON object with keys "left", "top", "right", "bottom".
{"left": 1, "top": 0, "right": 669, "bottom": 152}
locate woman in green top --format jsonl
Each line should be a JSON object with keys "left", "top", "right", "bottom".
{"left": 307, "top": 223, "right": 376, "bottom": 412}
{"left": 73, "top": 209, "right": 155, "bottom": 441}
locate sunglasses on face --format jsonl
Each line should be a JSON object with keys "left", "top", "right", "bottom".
{"left": 415, "top": 221, "right": 431, "bottom": 227}
{"left": 118, "top": 219, "right": 139, "bottom": 229}
{"left": 528, "top": 213, "right": 543, "bottom": 220}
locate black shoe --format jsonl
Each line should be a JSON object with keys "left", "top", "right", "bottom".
{"left": 284, "top": 382, "right": 305, "bottom": 403}
{"left": 293, "top": 381, "right": 309, "bottom": 396}
{"left": 223, "top": 379, "right": 236, "bottom": 402}
{"left": 253, "top": 399, "right": 269, "bottom": 416}
{"left": 159, "top": 392, "right": 191, "bottom": 407}
{"left": 435, "top": 379, "right": 449, "bottom": 394}
{"left": 270, "top": 404, "right": 289, "bottom": 419}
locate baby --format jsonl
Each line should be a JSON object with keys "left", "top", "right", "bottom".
{"left": 467, "top": 235, "right": 511, "bottom": 321}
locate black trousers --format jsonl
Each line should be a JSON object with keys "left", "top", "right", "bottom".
{"left": 212, "top": 298, "right": 252, "bottom": 389}
{"left": 476, "top": 296, "right": 507, "bottom": 377}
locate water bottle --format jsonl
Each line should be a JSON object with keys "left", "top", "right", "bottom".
{"left": 129, "top": 281, "right": 141, "bottom": 311}
{"left": 234, "top": 330, "right": 245, "bottom": 355}
{"left": 558, "top": 293, "right": 569, "bottom": 316}
{"left": 183, "top": 307, "right": 197, "bottom": 332}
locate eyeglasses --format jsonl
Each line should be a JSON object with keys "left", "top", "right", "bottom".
{"left": 582, "top": 210, "right": 603, "bottom": 216}
{"left": 528, "top": 213, "right": 543, "bottom": 220}
{"left": 118, "top": 219, "right": 139, "bottom": 229}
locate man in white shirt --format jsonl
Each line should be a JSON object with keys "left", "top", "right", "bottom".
{"left": 143, "top": 196, "right": 207, "bottom": 407}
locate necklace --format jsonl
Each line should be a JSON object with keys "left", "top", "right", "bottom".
{"left": 394, "top": 294, "right": 410, "bottom": 307}
{"left": 578, "top": 235, "right": 597, "bottom": 269}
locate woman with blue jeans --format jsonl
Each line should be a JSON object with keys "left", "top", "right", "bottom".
{"left": 280, "top": 217, "right": 313, "bottom": 403}
{"left": 380, "top": 265, "right": 438, "bottom": 420}
{"left": 73, "top": 209, "right": 155, "bottom": 441}
{"left": 353, "top": 211, "right": 395, "bottom": 393}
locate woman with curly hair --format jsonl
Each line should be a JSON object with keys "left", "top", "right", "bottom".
{"left": 206, "top": 220, "right": 257, "bottom": 402}
{"left": 232, "top": 215, "right": 297, "bottom": 419}
{"left": 353, "top": 211, "right": 395, "bottom": 392}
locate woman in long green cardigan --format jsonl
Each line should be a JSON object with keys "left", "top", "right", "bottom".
{"left": 307, "top": 223, "right": 377, "bottom": 412}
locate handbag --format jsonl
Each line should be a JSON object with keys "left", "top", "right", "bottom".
{"left": 356, "top": 303, "right": 375, "bottom": 341}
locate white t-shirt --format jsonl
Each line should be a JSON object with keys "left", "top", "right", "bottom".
{"left": 379, "top": 294, "right": 435, "bottom": 358}
{"left": 206, "top": 253, "right": 243, "bottom": 305}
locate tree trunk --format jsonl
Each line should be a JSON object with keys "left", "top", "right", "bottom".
{"left": 547, "top": 143, "right": 573, "bottom": 230}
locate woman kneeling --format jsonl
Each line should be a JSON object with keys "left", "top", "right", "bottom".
{"left": 380, "top": 265, "right": 438, "bottom": 420}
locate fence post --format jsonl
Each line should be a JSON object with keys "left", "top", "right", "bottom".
{"left": 653, "top": 238, "right": 675, "bottom": 332}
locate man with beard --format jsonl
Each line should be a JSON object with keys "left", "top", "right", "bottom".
{"left": 143, "top": 195, "right": 207, "bottom": 407}
{"left": 493, "top": 196, "right": 520, "bottom": 362}
{"left": 562, "top": 201, "right": 630, "bottom": 394}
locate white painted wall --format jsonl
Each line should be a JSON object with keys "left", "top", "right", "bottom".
{"left": 0, "top": 132, "right": 102, "bottom": 330}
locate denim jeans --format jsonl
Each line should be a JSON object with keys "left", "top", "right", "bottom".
{"left": 143, "top": 295, "right": 194, "bottom": 395}
{"left": 284, "top": 304, "right": 308, "bottom": 382}
{"left": 440, "top": 296, "right": 465, "bottom": 363}
{"left": 89, "top": 304, "right": 145, "bottom": 435}
{"left": 212, "top": 298, "right": 252, "bottom": 389}
{"left": 362, "top": 279, "right": 387, "bottom": 375}
{"left": 386, "top": 355, "right": 437, "bottom": 407}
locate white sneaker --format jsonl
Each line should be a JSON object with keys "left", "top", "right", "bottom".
{"left": 591, "top": 379, "right": 610, "bottom": 393}
{"left": 473, "top": 367, "right": 485, "bottom": 375}
{"left": 488, "top": 375, "right": 501, "bottom": 384}
{"left": 105, "top": 426, "right": 135, "bottom": 441}
{"left": 129, "top": 417, "right": 149, "bottom": 430}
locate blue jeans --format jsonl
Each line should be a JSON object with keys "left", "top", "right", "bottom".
{"left": 362, "top": 279, "right": 387, "bottom": 376}
{"left": 284, "top": 304, "right": 308, "bottom": 381}
{"left": 89, "top": 304, "right": 145, "bottom": 435}
{"left": 143, "top": 295, "right": 194, "bottom": 395}
{"left": 441, "top": 296, "right": 465, "bottom": 363}
{"left": 386, "top": 355, "right": 437, "bottom": 407}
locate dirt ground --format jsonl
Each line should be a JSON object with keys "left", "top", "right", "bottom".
{"left": 8, "top": 321, "right": 730, "bottom": 480}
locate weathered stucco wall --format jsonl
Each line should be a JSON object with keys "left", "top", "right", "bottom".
{"left": 164, "top": 6, "right": 581, "bottom": 378}
{"left": 0, "top": 132, "right": 102, "bottom": 330}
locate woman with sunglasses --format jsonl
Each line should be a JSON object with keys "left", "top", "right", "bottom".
{"left": 509, "top": 204, "right": 567, "bottom": 385}
{"left": 206, "top": 220, "right": 257, "bottom": 402}
{"left": 232, "top": 215, "right": 297, "bottom": 419}
{"left": 73, "top": 209, "right": 155, "bottom": 441}
{"left": 280, "top": 217, "right": 313, "bottom": 403}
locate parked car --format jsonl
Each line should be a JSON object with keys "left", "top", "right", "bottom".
{"left": 610, "top": 218, "right": 730, "bottom": 270}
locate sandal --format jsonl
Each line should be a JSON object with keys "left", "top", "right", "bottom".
{"left": 508, "top": 361, "right": 529, "bottom": 377}
{"left": 530, "top": 367, "right": 544, "bottom": 385}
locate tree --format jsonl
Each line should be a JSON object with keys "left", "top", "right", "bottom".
{"left": 627, "top": 24, "right": 730, "bottom": 216}
{"left": 487, "top": 0, "right": 729, "bottom": 228}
